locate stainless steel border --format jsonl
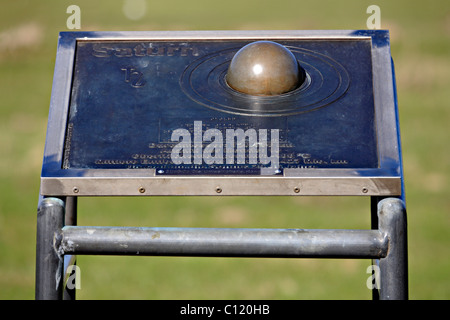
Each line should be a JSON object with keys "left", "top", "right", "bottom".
{"left": 40, "top": 30, "right": 402, "bottom": 196}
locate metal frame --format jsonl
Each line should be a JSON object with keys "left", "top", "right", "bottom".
{"left": 36, "top": 30, "right": 407, "bottom": 300}
{"left": 36, "top": 195, "right": 407, "bottom": 300}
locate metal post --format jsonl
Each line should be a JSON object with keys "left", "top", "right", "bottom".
{"left": 64, "top": 196, "right": 77, "bottom": 226}
{"left": 370, "top": 196, "right": 383, "bottom": 300}
{"left": 378, "top": 197, "right": 408, "bottom": 300}
{"left": 63, "top": 197, "right": 77, "bottom": 300}
{"left": 35, "top": 197, "right": 65, "bottom": 300}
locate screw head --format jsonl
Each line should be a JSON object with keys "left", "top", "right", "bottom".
{"left": 138, "top": 186, "right": 146, "bottom": 193}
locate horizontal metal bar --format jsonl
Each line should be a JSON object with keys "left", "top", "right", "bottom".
{"left": 59, "top": 226, "right": 388, "bottom": 259}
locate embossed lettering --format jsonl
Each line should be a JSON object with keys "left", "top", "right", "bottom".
{"left": 95, "top": 159, "right": 138, "bottom": 165}
{"left": 92, "top": 43, "right": 200, "bottom": 58}
{"left": 133, "top": 44, "right": 146, "bottom": 56}
{"left": 92, "top": 45, "right": 113, "bottom": 58}
{"left": 166, "top": 46, "right": 180, "bottom": 56}
{"left": 114, "top": 47, "right": 133, "bottom": 58}
{"left": 121, "top": 66, "right": 146, "bottom": 88}
{"left": 147, "top": 46, "right": 165, "bottom": 56}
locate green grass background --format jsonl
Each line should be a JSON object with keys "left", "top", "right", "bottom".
{"left": 0, "top": 0, "right": 449, "bottom": 299}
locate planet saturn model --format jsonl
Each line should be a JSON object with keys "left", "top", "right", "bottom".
{"left": 225, "top": 41, "right": 305, "bottom": 96}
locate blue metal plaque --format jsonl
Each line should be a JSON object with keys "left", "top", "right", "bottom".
{"left": 64, "top": 39, "right": 376, "bottom": 174}
{"left": 40, "top": 31, "right": 403, "bottom": 196}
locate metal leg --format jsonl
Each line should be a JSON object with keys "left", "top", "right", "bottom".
{"left": 64, "top": 196, "right": 77, "bottom": 226}
{"left": 63, "top": 197, "right": 77, "bottom": 300}
{"left": 378, "top": 197, "right": 408, "bottom": 300}
{"left": 35, "top": 197, "right": 65, "bottom": 300}
{"left": 370, "top": 196, "right": 382, "bottom": 300}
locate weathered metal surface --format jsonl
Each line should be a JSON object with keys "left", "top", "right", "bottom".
{"left": 59, "top": 226, "right": 388, "bottom": 259}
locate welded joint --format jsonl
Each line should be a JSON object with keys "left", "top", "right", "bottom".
{"left": 56, "top": 231, "right": 75, "bottom": 256}
{"left": 54, "top": 230, "right": 80, "bottom": 292}
{"left": 377, "top": 197, "right": 407, "bottom": 258}
{"left": 53, "top": 230, "right": 64, "bottom": 290}
{"left": 378, "top": 232, "right": 389, "bottom": 258}
{"left": 376, "top": 197, "right": 408, "bottom": 300}
{"left": 36, "top": 196, "right": 66, "bottom": 296}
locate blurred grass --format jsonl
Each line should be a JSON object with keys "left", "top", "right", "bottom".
{"left": 0, "top": 0, "right": 449, "bottom": 299}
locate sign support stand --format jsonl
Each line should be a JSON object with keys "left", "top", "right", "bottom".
{"left": 35, "top": 30, "right": 408, "bottom": 300}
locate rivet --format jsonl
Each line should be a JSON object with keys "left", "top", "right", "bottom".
{"left": 138, "top": 186, "right": 146, "bottom": 193}
{"left": 294, "top": 187, "right": 300, "bottom": 193}
{"left": 215, "top": 187, "right": 222, "bottom": 194}
{"left": 362, "top": 187, "right": 369, "bottom": 194}
{"left": 73, "top": 187, "right": 79, "bottom": 194}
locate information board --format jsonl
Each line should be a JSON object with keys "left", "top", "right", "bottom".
{"left": 40, "top": 31, "right": 402, "bottom": 196}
